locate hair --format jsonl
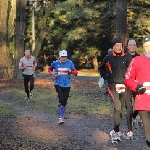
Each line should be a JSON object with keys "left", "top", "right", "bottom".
{"left": 127, "top": 38, "right": 136, "bottom": 45}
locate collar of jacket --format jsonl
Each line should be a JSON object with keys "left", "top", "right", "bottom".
{"left": 143, "top": 51, "right": 150, "bottom": 58}
{"left": 128, "top": 51, "right": 139, "bottom": 56}
{"left": 112, "top": 51, "right": 125, "bottom": 56}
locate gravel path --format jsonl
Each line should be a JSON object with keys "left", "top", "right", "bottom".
{"left": 0, "top": 75, "right": 149, "bottom": 150}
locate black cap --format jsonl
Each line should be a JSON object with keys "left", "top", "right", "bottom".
{"left": 112, "top": 37, "right": 122, "bottom": 47}
{"left": 142, "top": 35, "right": 150, "bottom": 44}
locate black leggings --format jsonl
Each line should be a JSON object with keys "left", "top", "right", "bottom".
{"left": 55, "top": 85, "right": 70, "bottom": 107}
{"left": 23, "top": 74, "right": 34, "bottom": 98}
{"left": 132, "top": 92, "right": 139, "bottom": 119}
{"left": 125, "top": 88, "right": 133, "bottom": 132}
{"left": 125, "top": 89, "right": 139, "bottom": 131}
{"left": 138, "top": 111, "right": 150, "bottom": 147}
{"left": 108, "top": 84, "right": 127, "bottom": 132}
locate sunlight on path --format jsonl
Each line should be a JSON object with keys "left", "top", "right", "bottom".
{"left": 94, "top": 129, "right": 118, "bottom": 150}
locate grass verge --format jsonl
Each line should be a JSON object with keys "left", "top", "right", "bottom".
{"left": 0, "top": 103, "right": 18, "bottom": 116}
{"left": 37, "top": 66, "right": 100, "bottom": 77}
{"left": 1, "top": 87, "right": 113, "bottom": 116}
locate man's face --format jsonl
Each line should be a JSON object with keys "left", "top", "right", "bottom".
{"left": 127, "top": 40, "right": 137, "bottom": 54}
{"left": 113, "top": 43, "right": 123, "bottom": 53}
{"left": 143, "top": 41, "right": 150, "bottom": 56}
{"left": 59, "top": 56, "right": 67, "bottom": 63}
{"left": 25, "top": 50, "right": 30, "bottom": 58}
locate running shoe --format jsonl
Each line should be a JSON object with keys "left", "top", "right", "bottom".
{"left": 30, "top": 91, "right": 33, "bottom": 97}
{"left": 59, "top": 117, "right": 64, "bottom": 125}
{"left": 110, "top": 130, "right": 121, "bottom": 141}
{"left": 126, "top": 131, "right": 133, "bottom": 139}
{"left": 25, "top": 97, "right": 30, "bottom": 100}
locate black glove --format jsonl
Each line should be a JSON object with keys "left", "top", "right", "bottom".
{"left": 136, "top": 84, "right": 146, "bottom": 94}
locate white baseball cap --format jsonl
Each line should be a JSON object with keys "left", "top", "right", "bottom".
{"left": 59, "top": 50, "right": 67, "bottom": 57}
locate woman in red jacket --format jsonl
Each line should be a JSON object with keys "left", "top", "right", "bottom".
{"left": 124, "top": 35, "right": 150, "bottom": 147}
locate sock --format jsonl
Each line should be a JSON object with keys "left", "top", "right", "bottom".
{"left": 146, "top": 140, "right": 150, "bottom": 147}
{"left": 58, "top": 104, "right": 65, "bottom": 118}
{"left": 114, "top": 126, "right": 119, "bottom": 132}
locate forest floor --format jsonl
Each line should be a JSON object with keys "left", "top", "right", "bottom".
{"left": 0, "top": 74, "right": 149, "bottom": 150}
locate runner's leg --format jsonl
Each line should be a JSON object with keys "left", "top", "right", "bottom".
{"left": 24, "top": 75, "right": 30, "bottom": 98}
{"left": 138, "top": 111, "right": 150, "bottom": 147}
{"left": 29, "top": 75, "right": 34, "bottom": 93}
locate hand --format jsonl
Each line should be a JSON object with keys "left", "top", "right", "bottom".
{"left": 67, "top": 69, "right": 72, "bottom": 73}
{"left": 51, "top": 72, "right": 58, "bottom": 77}
{"left": 51, "top": 72, "right": 56, "bottom": 75}
{"left": 32, "top": 66, "right": 35, "bottom": 71}
{"left": 22, "top": 65, "right": 27, "bottom": 69}
{"left": 136, "top": 84, "right": 146, "bottom": 94}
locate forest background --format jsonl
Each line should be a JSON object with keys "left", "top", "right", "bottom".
{"left": 0, "top": 0, "right": 150, "bottom": 79}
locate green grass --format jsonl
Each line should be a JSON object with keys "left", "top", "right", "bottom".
{"left": 1, "top": 87, "right": 113, "bottom": 117}
{"left": 0, "top": 103, "right": 18, "bottom": 116}
{"left": 68, "top": 89, "right": 113, "bottom": 116}
{"left": 78, "top": 69, "right": 99, "bottom": 76}
{"left": 37, "top": 66, "right": 100, "bottom": 77}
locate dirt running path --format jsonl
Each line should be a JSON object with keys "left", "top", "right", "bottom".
{"left": 0, "top": 77, "right": 148, "bottom": 150}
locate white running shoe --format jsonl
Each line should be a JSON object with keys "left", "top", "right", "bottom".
{"left": 30, "top": 91, "right": 33, "bottom": 97}
{"left": 25, "top": 97, "right": 30, "bottom": 100}
{"left": 110, "top": 130, "right": 121, "bottom": 141}
{"left": 126, "top": 131, "right": 133, "bottom": 139}
{"left": 59, "top": 117, "right": 64, "bottom": 125}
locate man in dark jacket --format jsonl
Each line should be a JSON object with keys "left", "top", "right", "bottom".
{"left": 125, "top": 39, "right": 140, "bottom": 139}
{"left": 99, "top": 37, "right": 132, "bottom": 143}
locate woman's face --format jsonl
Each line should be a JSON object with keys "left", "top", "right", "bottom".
{"left": 59, "top": 56, "right": 67, "bottom": 63}
{"left": 127, "top": 40, "right": 137, "bottom": 54}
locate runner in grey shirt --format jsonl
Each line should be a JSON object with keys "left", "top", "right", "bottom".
{"left": 19, "top": 50, "right": 37, "bottom": 100}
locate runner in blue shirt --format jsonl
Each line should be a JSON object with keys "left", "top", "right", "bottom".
{"left": 48, "top": 50, "right": 78, "bottom": 124}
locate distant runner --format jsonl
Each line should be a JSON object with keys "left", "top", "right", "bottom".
{"left": 19, "top": 50, "right": 37, "bottom": 100}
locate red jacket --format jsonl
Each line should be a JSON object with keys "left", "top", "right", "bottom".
{"left": 124, "top": 54, "right": 150, "bottom": 110}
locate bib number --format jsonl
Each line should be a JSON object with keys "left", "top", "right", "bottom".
{"left": 143, "top": 82, "right": 150, "bottom": 95}
{"left": 115, "top": 84, "right": 126, "bottom": 93}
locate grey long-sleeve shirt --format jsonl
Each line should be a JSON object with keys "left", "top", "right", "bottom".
{"left": 19, "top": 56, "right": 37, "bottom": 75}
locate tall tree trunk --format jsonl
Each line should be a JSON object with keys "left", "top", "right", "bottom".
{"left": 32, "top": 1, "right": 54, "bottom": 58}
{"left": 115, "top": 0, "right": 127, "bottom": 49}
{"left": 13, "top": 0, "right": 27, "bottom": 79}
{"left": 92, "top": 51, "right": 99, "bottom": 71}
{"left": 0, "top": 0, "right": 13, "bottom": 78}
{"left": 8, "top": 0, "right": 16, "bottom": 60}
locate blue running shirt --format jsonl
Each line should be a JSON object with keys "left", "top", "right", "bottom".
{"left": 50, "top": 59, "right": 75, "bottom": 87}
